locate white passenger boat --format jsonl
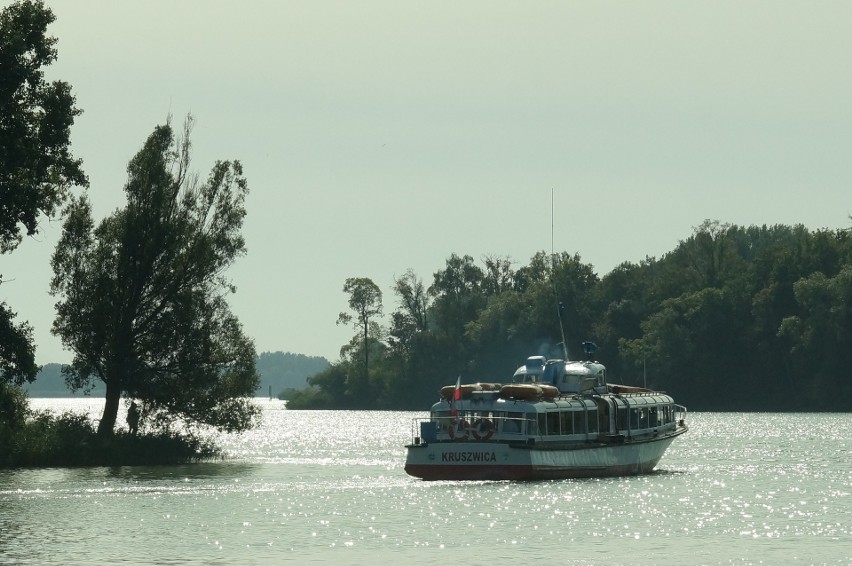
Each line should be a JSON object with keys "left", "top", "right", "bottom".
{"left": 405, "top": 351, "right": 688, "bottom": 481}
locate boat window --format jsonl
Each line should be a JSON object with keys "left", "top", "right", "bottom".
{"left": 649, "top": 407, "right": 658, "bottom": 428}
{"left": 527, "top": 413, "right": 539, "bottom": 436}
{"left": 586, "top": 407, "right": 598, "bottom": 433}
{"left": 560, "top": 411, "right": 573, "bottom": 435}
{"left": 547, "top": 411, "right": 560, "bottom": 435}
{"left": 630, "top": 408, "right": 650, "bottom": 430}
{"left": 503, "top": 412, "right": 523, "bottom": 434}
{"left": 617, "top": 407, "right": 628, "bottom": 432}
{"left": 572, "top": 411, "right": 585, "bottom": 434}
{"left": 543, "top": 363, "right": 558, "bottom": 384}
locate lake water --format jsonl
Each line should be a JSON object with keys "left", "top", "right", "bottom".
{"left": 1, "top": 399, "right": 849, "bottom": 565}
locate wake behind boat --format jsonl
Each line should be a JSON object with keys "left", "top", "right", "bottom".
{"left": 404, "top": 348, "right": 687, "bottom": 481}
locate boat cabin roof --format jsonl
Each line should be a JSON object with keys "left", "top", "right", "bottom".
{"left": 615, "top": 394, "right": 675, "bottom": 407}
{"left": 430, "top": 391, "right": 675, "bottom": 414}
{"left": 513, "top": 357, "right": 606, "bottom": 380}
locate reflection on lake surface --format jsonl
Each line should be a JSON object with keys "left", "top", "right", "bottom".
{"left": 1, "top": 399, "right": 849, "bottom": 565}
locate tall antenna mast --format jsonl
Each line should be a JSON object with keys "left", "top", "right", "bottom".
{"left": 552, "top": 189, "right": 568, "bottom": 359}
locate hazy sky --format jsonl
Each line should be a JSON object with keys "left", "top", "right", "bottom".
{"left": 3, "top": 1, "right": 852, "bottom": 365}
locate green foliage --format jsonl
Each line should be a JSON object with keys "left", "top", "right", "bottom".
{"left": 0, "top": 0, "right": 87, "bottom": 385}
{"left": 49, "top": 117, "right": 259, "bottom": 435}
{"left": 0, "top": 303, "right": 37, "bottom": 384}
{"left": 336, "top": 277, "right": 383, "bottom": 404}
{"left": 0, "top": 408, "right": 218, "bottom": 468}
{"left": 304, "top": 220, "right": 852, "bottom": 412}
{"left": 0, "top": 381, "right": 30, "bottom": 432}
{"left": 287, "top": 363, "right": 349, "bottom": 409}
{"left": 0, "top": 0, "right": 87, "bottom": 253}
{"left": 778, "top": 265, "right": 852, "bottom": 407}
{"left": 276, "top": 387, "right": 300, "bottom": 400}
{"left": 337, "top": 277, "right": 383, "bottom": 359}
{"left": 387, "top": 269, "right": 430, "bottom": 355}
{"left": 283, "top": 386, "right": 326, "bottom": 409}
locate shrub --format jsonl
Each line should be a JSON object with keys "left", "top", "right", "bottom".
{"left": 0, "top": 408, "right": 220, "bottom": 468}
{"left": 0, "top": 382, "right": 29, "bottom": 429}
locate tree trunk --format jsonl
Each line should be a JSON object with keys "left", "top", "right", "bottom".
{"left": 363, "top": 319, "right": 369, "bottom": 383}
{"left": 98, "top": 381, "right": 122, "bottom": 436}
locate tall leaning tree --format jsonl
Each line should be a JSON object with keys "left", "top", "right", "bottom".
{"left": 50, "top": 117, "right": 259, "bottom": 435}
{"left": 0, "top": 0, "right": 87, "bottom": 384}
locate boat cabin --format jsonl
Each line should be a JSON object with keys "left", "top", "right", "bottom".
{"left": 512, "top": 356, "right": 607, "bottom": 394}
{"left": 421, "top": 389, "right": 682, "bottom": 445}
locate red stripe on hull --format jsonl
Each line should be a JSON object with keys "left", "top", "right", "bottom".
{"left": 405, "top": 459, "right": 663, "bottom": 481}
{"left": 405, "top": 464, "right": 532, "bottom": 481}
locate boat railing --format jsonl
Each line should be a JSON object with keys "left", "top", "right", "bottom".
{"left": 675, "top": 404, "right": 688, "bottom": 427}
{"left": 612, "top": 390, "right": 664, "bottom": 397}
{"left": 409, "top": 415, "right": 539, "bottom": 445}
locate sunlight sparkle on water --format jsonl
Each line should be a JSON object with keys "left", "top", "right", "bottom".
{"left": 3, "top": 403, "right": 849, "bottom": 565}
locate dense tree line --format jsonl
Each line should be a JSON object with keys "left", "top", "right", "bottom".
{"left": 21, "top": 363, "right": 104, "bottom": 397}
{"left": 290, "top": 221, "right": 852, "bottom": 412}
{"left": 23, "top": 352, "right": 327, "bottom": 398}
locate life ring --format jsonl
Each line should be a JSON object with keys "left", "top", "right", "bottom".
{"left": 471, "top": 418, "right": 494, "bottom": 441}
{"left": 448, "top": 418, "right": 469, "bottom": 441}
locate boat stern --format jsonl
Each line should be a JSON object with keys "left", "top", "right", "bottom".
{"left": 404, "top": 442, "right": 531, "bottom": 481}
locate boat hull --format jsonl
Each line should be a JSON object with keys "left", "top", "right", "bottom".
{"left": 404, "top": 429, "right": 685, "bottom": 481}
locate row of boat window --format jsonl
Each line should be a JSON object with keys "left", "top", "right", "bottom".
{"left": 433, "top": 405, "right": 677, "bottom": 436}
{"left": 622, "top": 405, "right": 677, "bottom": 431}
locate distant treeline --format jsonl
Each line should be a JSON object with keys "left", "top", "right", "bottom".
{"left": 289, "top": 221, "right": 852, "bottom": 412}
{"left": 255, "top": 352, "right": 329, "bottom": 397}
{"left": 23, "top": 364, "right": 103, "bottom": 397}
{"left": 25, "top": 352, "right": 329, "bottom": 398}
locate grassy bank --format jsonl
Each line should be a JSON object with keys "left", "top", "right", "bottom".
{"left": 0, "top": 410, "right": 220, "bottom": 468}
